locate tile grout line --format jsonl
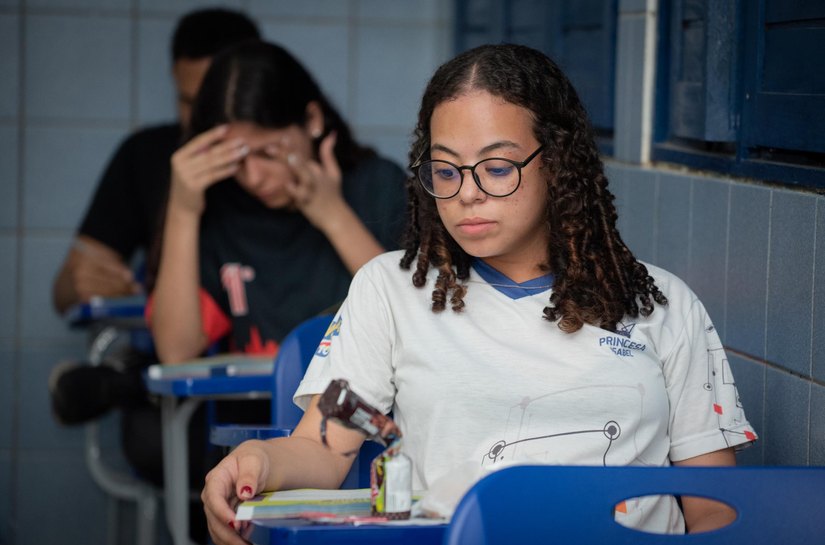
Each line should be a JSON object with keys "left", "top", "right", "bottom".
{"left": 761, "top": 189, "right": 773, "bottom": 462}
{"left": 722, "top": 182, "right": 731, "bottom": 343}
{"left": 11, "top": 2, "right": 26, "bottom": 541}
{"left": 129, "top": 0, "right": 139, "bottom": 128}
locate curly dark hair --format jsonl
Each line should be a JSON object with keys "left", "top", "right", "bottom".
{"left": 400, "top": 43, "right": 667, "bottom": 333}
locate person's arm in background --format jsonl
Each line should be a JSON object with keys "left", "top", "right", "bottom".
{"left": 286, "top": 133, "right": 385, "bottom": 274}
{"left": 51, "top": 128, "right": 169, "bottom": 315}
{"left": 150, "top": 125, "right": 248, "bottom": 363}
{"left": 53, "top": 235, "right": 141, "bottom": 314}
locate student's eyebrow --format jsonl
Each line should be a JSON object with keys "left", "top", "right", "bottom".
{"left": 430, "top": 140, "right": 521, "bottom": 158}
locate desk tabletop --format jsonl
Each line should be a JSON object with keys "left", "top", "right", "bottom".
{"left": 248, "top": 518, "right": 447, "bottom": 545}
{"left": 145, "top": 355, "right": 274, "bottom": 397}
{"left": 145, "top": 373, "right": 273, "bottom": 397}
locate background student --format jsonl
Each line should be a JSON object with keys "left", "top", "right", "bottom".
{"left": 149, "top": 39, "right": 407, "bottom": 363}
{"left": 144, "top": 44, "right": 406, "bottom": 541}
{"left": 202, "top": 44, "right": 757, "bottom": 545}
{"left": 51, "top": 8, "right": 260, "bottom": 314}
{"left": 48, "top": 11, "right": 260, "bottom": 543}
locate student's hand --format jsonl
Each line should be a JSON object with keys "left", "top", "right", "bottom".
{"left": 67, "top": 237, "right": 141, "bottom": 302}
{"left": 283, "top": 132, "right": 346, "bottom": 228}
{"left": 202, "top": 440, "right": 271, "bottom": 545}
{"left": 170, "top": 125, "right": 249, "bottom": 216}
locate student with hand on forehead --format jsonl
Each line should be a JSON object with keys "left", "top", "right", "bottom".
{"left": 201, "top": 44, "right": 756, "bottom": 545}
{"left": 52, "top": 8, "right": 261, "bottom": 314}
{"left": 149, "top": 40, "right": 406, "bottom": 363}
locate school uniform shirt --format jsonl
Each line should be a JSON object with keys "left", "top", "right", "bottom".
{"left": 197, "top": 154, "right": 407, "bottom": 353}
{"left": 295, "top": 250, "right": 757, "bottom": 534}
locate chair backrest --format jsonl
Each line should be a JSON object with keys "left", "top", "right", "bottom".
{"left": 444, "top": 465, "right": 825, "bottom": 545}
{"left": 270, "top": 314, "right": 334, "bottom": 428}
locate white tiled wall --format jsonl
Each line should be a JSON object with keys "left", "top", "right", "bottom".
{"left": 0, "top": 15, "right": 19, "bottom": 119}
{"left": 23, "top": 126, "right": 126, "bottom": 229}
{"left": 1, "top": 2, "right": 452, "bottom": 543}
{"left": 25, "top": 14, "right": 133, "bottom": 121}
{"left": 136, "top": 17, "right": 178, "bottom": 124}
{"left": 0, "top": 127, "right": 19, "bottom": 228}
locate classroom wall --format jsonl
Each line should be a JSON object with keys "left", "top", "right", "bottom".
{"left": 0, "top": 1, "right": 452, "bottom": 543}
{"left": 609, "top": 0, "right": 824, "bottom": 468}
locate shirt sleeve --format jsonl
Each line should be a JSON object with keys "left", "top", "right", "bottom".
{"left": 294, "top": 260, "right": 397, "bottom": 414}
{"left": 662, "top": 288, "right": 758, "bottom": 461}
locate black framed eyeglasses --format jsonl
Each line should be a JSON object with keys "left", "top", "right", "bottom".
{"left": 412, "top": 145, "right": 543, "bottom": 199}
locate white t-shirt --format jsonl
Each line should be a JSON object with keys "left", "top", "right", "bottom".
{"left": 295, "top": 251, "right": 756, "bottom": 533}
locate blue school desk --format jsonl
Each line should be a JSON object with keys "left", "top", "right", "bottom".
{"left": 66, "top": 294, "right": 148, "bottom": 325}
{"left": 247, "top": 519, "right": 447, "bottom": 545}
{"left": 145, "top": 361, "right": 274, "bottom": 545}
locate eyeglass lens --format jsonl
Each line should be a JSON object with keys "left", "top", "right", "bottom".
{"left": 418, "top": 158, "right": 520, "bottom": 198}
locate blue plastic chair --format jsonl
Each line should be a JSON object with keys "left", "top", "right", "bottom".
{"left": 210, "top": 313, "right": 383, "bottom": 488}
{"left": 444, "top": 465, "right": 825, "bottom": 545}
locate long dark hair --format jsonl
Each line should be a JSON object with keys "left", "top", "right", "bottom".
{"left": 146, "top": 40, "right": 374, "bottom": 292}
{"left": 400, "top": 43, "right": 667, "bottom": 333}
{"left": 188, "top": 39, "right": 372, "bottom": 170}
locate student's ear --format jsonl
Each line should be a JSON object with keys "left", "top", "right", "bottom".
{"left": 305, "top": 101, "right": 325, "bottom": 139}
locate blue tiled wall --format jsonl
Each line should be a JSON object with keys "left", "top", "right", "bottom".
{"left": 612, "top": 0, "right": 823, "bottom": 471}
{"left": 0, "top": 1, "right": 452, "bottom": 543}
{"left": 606, "top": 160, "right": 825, "bottom": 468}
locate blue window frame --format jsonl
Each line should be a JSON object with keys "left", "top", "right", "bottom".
{"left": 454, "top": 0, "right": 618, "bottom": 154}
{"left": 653, "top": 0, "right": 825, "bottom": 189}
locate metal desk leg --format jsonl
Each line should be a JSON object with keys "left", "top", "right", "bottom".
{"left": 84, "top": 324, "right": 160, "bottom": 545}
{"left": 161, "top": 396, "right": 201, "bottom": 545}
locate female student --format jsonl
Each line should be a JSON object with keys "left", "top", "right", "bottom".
{"left": 136, "top": 40, "right": 405, "bottom": 543}
{"left": 201, "top": 44, "right": 756, "bottom": 543}
{"left": 150, "top": 40, "right": 406, "bottom": 362}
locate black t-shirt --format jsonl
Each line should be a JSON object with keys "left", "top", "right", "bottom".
{"left": 199, "top": 153, "right": 408, "bottom": 351}
{"left": 79, "top": 124, "right": 181, "bottom": 261}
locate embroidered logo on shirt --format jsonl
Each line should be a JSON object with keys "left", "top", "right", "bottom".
{"left": 315, "top": 316, "right": 342, "bottom": 357}
{"left": 220, "top": 262, "right": 255, "bottom": 316}
{"left": 616, "top": 321, "right": 636, "bottom": 338}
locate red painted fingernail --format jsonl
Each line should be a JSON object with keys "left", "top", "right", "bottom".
{"left": 241, "top": 486, "right": 253, "bottom": 497}
{"left": 228, "top": 520, "right": 235, "bottom": 529}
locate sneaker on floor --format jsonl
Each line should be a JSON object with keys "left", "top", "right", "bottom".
{"left": 48, "top": 361, "right": 145, "bottom": 425}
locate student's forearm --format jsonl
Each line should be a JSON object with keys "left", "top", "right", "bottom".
{"left": 260, "top": 397, "right": 362, "bottom": 490}
{"left": 151, "top": 207, "right": 209, "bottom": 363}
{"left": 316, "top": 203, "right": 385, "bottom": 275}
{"left": 53, "top": 236, "right": 137, "bottom": 313}
{"left": 259, "top": 435, "right": 355, "bottom": 491}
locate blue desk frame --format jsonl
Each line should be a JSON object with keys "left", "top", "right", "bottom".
{"left": 248, "top": 519, "right": 447, "bottom": 545}
{"left": 145, "top": 372, "right": 273, "bottom": 545}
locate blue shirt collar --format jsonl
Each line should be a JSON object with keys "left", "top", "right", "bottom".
{"left": 471, "top": 258, "right": 553, "bottom": 300}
